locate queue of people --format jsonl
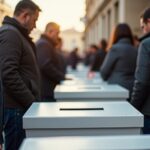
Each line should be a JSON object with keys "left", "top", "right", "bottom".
{"left": 0, "top": 0, "right": 150, "bottom": 150}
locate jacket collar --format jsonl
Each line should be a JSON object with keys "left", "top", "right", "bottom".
{"left": 2, "top": 16, "right": 36, "bottom": 54}
{"left": 117, "top": 38, "right": 132, "bottom": 44}
{"left": 3, "top": 16, "right": 29, "bottom": 37}
{"left": 139, "top": 32, "right": 150, "bottom": 42}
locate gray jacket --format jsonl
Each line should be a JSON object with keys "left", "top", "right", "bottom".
{"left": 131, "top": 33, "right": 150, "bottom": 115}
{"left": 100, "top": 38, "right": 137, "bottom": 92}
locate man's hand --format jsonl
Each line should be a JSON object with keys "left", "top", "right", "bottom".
{"left": 87, "top": 71, "right": 95, "bottom": 79}
{"left": 65, "top": 77, "right": 72, "bottom": 80}
{"left": 0, "top": 144, "right": 2, "bottom": 150}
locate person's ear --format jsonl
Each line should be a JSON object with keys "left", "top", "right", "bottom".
{"left": 21, "top": 10, "right": 30, "bottom": 20}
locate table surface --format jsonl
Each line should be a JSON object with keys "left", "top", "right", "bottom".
{"left": 20, "top": 135, "right": 150, "bottom": 150}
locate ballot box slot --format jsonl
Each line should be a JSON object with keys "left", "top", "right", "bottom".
{"left": 59, "top": 107, "right": 104, "bottom": 111}
{"left": 78, "top": 87, "right": 101, "bottom": 89}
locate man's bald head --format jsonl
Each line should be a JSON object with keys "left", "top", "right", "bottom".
{"left": 44, "top": 22, "right": 60, "bottom": 42}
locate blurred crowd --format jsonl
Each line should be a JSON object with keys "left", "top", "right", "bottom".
{"left": 0, "top": 0, "right": 150, "bottom": 150}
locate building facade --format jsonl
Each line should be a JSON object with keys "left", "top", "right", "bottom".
{"left": 0, "top": 0, "right": 12, "bottom": 26}
{"left": 84, "top": 0, "right": 150, "bottom": 48}
{"left": 60, "top": 28, "right": 84, "bottom": 55}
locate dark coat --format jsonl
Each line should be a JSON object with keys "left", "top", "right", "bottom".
{"left": 90, "top": 49, "right": 106, "bottom": 72}
{"left": 0, "top": 16, "right": 41, "bottom": 110}
{"left": 131, "top": 33, "right": 150, "bottom": 115}
{"left": 0, "top": 72, "right": 3, "bottom": 144}
{"left": 69, "top": 50, "right": 80, "bottom": 70}
{"left": 36, "top": 35, "right": 65, "bottom": 101}
{"left": 84, "top": 52, "right": 91, "bottom": 66}
{"left": 100, "top": 38, "right": 137, "bottom": 93}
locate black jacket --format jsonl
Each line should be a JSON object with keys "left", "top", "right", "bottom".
{"left": 0, "top": 71, "right": 3, "bottom": 144}
{"left": 0, "top": 16, "right": 41, "bottom": 110}
{"left": 69, "top": 50, "right": 80, "bottom": 70}
{"left": 0, "top": 134, "right": 2, "bottom": 144}
{"left": 100, "top": 38, "right": 137, "bottom": 93}
{"left": 131, "top": 33, "right": 150, "bottom": 115}
{"left": 36, "top": 35, "right": 65, "bottom": 101}
{"left": 90, "top": 48, "right": 106, "bottom": 72}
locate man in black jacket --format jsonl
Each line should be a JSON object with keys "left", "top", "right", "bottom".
{"left": 0, "top": 72, "right": 3, "bottom": 150}
{"left": 0, "top": 1, "right": 41, "bottom": 149}
{"left": 36, "top": 22, "right": 66, "bottom": 101}
{"left": 131, "top": 8, "right": 150, "bottom": 134}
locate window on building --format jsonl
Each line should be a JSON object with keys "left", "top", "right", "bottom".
{"left": 114, "top": 1, "right": 119, "bottom": 25}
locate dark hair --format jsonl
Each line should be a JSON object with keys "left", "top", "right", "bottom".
{"left": 14, "top": 0, "right": 41, "bottom": 16}
{"left": 100, "top": 39, "right": 107, "bottom": 51}
{"left": 107, "top": 23, "right": 134, "bottom": 50}
{"left": 90, "top": 44, "right": 98, "bottom": 50}
{"left": 141, "top": 8, "right": 150, "bottom": 23}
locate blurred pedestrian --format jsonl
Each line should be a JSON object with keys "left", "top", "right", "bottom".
{"left": 90, "top": 39, "right": 107, "bottom": 72}
{"left": 36, "top": 22, "right": 65, "bottom": 101}
{"left": 69, "top": 47, "right": 80, "bottom": 70}
{"left": 100, "top": 23, "right": 137, "bottom": 100}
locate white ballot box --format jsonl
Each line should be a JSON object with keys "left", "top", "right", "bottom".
{"left": 23, "top": 102, "right": 143, "bottom": 137}
{"left": 19, "top": 135, "right": 150, "bottom": 150}
{"left": 65, "top": 71, "right": 100, "bottom": 80}
{"left": 61, "top": 78, "right": 104, "bottom": 86}
{"left": 54, "top": 84, "right": 129, "bottom": 101}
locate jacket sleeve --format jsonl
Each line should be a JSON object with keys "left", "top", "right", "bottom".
{"left": 36, "top": 43, "right": 65, "bottom": 83}
{"left": 131, "top": 42, "right": 150, "bottom": 110}
{"left": 0, "top": 72, "right": 3, "bottom": 144}
{"left": 100, "top": 47, "right": 118, "bottom": 80}
{"left": 0, "top": 30, "right": 36, "bottom": 108}
{"left": 0, "top": 131, "right": 3, "bottom": 144}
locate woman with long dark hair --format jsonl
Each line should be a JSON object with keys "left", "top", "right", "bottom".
{"left": 100, "top": 23, "right": 137, "bottom": 100}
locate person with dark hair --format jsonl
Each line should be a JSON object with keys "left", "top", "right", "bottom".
{"left": 87, "top": 44, "right": 98, "bottom": 65}
{"left": 131, "top": 8, "right": 150, "bottom": 134}
{"left": 100, "top": 23, "right": 137, "bottom": 100}
{"left": 36, "top": 22, "right": 66, "bottom": 102}
{"left": 86, "top": 44, "right": 98, "bottom": 78}
{"left": 0, "top": 0, "right": 41, "bottom": 149}
{"left": 69, "top": 47, "right": 80, "bottom": 70}
{"left": 90, "top": 39, "right": 107, "bottom": 72}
